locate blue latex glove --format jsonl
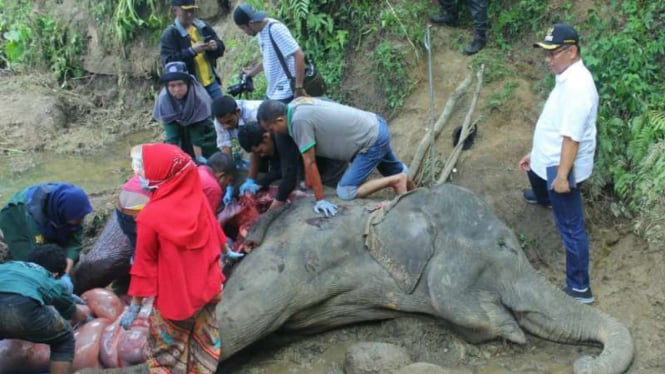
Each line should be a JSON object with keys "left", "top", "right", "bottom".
{"left": 195, "top": 155, "right": 208, "bottom": 165}
{"left": 120, "top": 304, "right": 141, "bottom": 330}
{"left": 60, "top": 274, "right": 74, "bottom": 294}
{"left": 71, "top": 294, "right": 86, "bottom": 305}
{"left": 239, "top": 178, "right": 260, "bottom": 195}
{"left": 223, "top": 186, "right": 234, "bottom": 205}
{"left": 314, "top": 199, "right": 338, "bottom": 217}
{"left": 223, "top": 249, "right": 245, "bottom": 261}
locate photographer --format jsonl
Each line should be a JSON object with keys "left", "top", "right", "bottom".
{"left": 160, "top": 0, "right": 225, "bottom": 100}
{"left": 212, "top": 95, "right": 262, "bottom": 166}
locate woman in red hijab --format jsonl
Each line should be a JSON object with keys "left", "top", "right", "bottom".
{"left": 120, "top": 143, "right": 228, "bottom": 373}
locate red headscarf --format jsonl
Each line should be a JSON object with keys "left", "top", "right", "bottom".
{"left": 137, "top": 143, "right": 221, "bottom": 248}
{"left": 131, "top": 143, "right": 226, "bottom": 320}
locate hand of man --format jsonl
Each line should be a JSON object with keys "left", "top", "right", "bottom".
{"left": 314, "top": 199, "right": 338, "bottom": 217}
{"left": 192, "top": 41, "right": 207, "bottom": 53}
{"left": 223, "top": 249, "right": 245, "bottom": 261}
{"left": 119, "top": 304, "right": 141, "bottom": 330}
{"left": 552, "top": 176, "right": 572, "bottom": 193}
{"left": 223, "top": 186, "right": 234, "bottom": 205}
{"left": 60, "top": 274, "right": 74, "bottom": 294}
{"left": 518, "top": 154, "right": 531, "bottom": 171}
{"left": 239, "top": 178, "right": 260, "bottom": 195}
{"left": 207, "top": 40, "right": 217, "bottom": 50}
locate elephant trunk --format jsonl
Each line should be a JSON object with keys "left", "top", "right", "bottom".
{"left": 504, "top": 271, "right": 634, "bottom": 374}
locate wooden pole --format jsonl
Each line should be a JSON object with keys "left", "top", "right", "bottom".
{"left": 408, "top": 69, "right": 473, "bottom": 182}
{"left": 437, "top": 64, "right": 485, "bottom": 184}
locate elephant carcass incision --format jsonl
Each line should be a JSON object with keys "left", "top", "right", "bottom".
{"left": 218, "top": 184, "right": 634, "bottom": 374}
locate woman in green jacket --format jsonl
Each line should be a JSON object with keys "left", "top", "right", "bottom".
{"left": 0, "top": 182, "right": 92, "bottom": 279}
{"left": 153, "top": 61, "right": 218, "bottom": 165}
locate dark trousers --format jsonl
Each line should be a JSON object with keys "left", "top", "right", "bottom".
{"left": 439, "top": 0, "right": 489, "bottom": 36}
{"left": 0, "top": 292, "right": 75, "bottom": 362}
{"left": 527, "top": 169, "right": 591, "bottom": 290}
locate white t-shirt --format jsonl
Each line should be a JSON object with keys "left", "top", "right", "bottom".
{"left": 530, "top": 60, "right": 598, "bottom": 183}
{"left": 257, "top": 20, "right": 300, "bottom": 100}
{"left": 214, "top": 100, "right": 262, "bottom": 149}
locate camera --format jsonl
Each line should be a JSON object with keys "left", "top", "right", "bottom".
{"left": 227, "top": 72, "right": 254, "bottom": 97}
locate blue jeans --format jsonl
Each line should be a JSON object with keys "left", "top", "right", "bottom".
{"left": 336, "top": 117, "right": 405, "bottom": 200}
{"left": 0, "top": 292, "right": 75, "bottom": 362}
{"left": 527, "top": 170, "right": 590, "bottom": 290}
{"left": 205, "top": 81, "right": 223, "bottom": 100}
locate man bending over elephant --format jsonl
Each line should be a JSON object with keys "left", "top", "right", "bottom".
{"left": 257, "top": 98, "right": 414, "bottom": 216}
{"left": 237, "top": 122, "right": 347, "bottom": 211}
{"left": 0, "top": 244, "right": 90, "bottom": 374}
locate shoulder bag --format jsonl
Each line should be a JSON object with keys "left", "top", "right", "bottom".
{"left": 268, "top": 23, "right": 327, "bottom": 97}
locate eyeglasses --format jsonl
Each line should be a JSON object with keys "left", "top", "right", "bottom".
{"left": 544, "top": 46, "right": 571, "bottom": 59}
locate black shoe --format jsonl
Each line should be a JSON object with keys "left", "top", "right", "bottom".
{"left": 522, "top": 189, "right": 550, "bottom": 207}
{"left": 562, "top": 286, "right": 594, "bottom": 304}
{"left": 429, "top": 12, "right": 458, "bottom": 26}
{"left": 463, "top": 38, "right": 486, "bottom": 55}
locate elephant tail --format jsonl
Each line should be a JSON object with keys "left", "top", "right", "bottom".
{"left": 505, "top": 272, "right": 634, "bottom": 374}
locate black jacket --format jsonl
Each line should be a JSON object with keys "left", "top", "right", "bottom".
{"left": 159, "top": 19, "right": 225, "bottom": 84}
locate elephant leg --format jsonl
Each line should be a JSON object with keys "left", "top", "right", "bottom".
{"left": 426, "top": 254, "right": 526, "bottom": 344}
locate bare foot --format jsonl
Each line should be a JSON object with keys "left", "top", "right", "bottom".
{"left": 406, "top": 178, "right": 417, "bottom": 191}
{"left": 390, "top": 173, "right": 408, "bottom": 195}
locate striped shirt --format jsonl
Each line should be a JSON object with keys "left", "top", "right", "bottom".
{"left": 257, "top": 20, "right": 300, "bottom": 100}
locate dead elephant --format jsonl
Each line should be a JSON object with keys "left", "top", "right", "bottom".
{"left": 218, "top": 183, "right": 634, "bottom": 373}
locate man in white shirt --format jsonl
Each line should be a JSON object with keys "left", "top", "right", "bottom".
{"left": 212, "top": 95, "right": 262, "bottom": 155}
{"left": 232, "top": 2, "right": 306, "bottom": 103}
{"left": 518, "top": 24, "right": 599, "bottom": 304}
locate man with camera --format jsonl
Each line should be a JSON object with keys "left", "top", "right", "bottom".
{"left": 233, "top": 2, "right": 307, "bottom": 103}
{"left": 160, "top": 0, "right": 225, "bottom": 100}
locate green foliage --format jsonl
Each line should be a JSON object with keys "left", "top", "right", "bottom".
{"left": 90, "top": 0, "right": 169, "bottom": 46}
{"left": 373, "top": 41, "right": 411, "bottom": 110}
{"left": 485, "top": 80, "right": 519, "bottom": 112}
{"left": 489, "top": 0, "right": 553, "bottom": 50}
{"left": 0, "top": 0, "right": 84, "bottom": 81}
{"left": 582, "top": 1, "right": 665, "bottom": 221}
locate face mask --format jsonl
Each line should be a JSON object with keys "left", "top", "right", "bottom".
{"left": 139, "top": 175, "right": 155, "bottom": 191}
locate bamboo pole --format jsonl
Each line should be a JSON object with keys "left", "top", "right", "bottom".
{"left": 408, "top": 69, "right": 473, "bottom": 182}
{"left": 437, "top": 64, "right": 485, "bottom": 185}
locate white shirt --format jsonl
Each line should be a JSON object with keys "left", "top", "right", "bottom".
{"left": 530, "top": 60, "right": 598, "bottom": 183}
{"left": 214, "top": 100, "right": 262, "bottom": 149}
{"left": 257, "top": 19, "right": 300, "bottom": 100}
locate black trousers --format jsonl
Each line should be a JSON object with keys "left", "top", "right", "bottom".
{"left": 439, "top": 0, "right": 489, "bottom": 36}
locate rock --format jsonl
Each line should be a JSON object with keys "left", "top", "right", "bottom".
{"left": 344, "top": 342, "right": 411, "bottom": 374}
{"left": 394, "top": 362, "right": 473, "bottom": 374}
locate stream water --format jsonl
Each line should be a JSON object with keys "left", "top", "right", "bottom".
{"left": 0, "top": 131, "right": 155, "bottom": 206}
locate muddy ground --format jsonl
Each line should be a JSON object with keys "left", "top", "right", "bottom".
{"left": 1, "top": 6, "right": 663, "bottom": 374}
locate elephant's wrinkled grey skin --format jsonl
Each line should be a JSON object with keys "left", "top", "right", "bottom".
{"left": 73, "top": 215, "right": 132, "bottom": 295}
{"left": 218, "top": 184, "right": 633, "bottom": 374}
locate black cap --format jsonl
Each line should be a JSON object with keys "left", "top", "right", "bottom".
{"left": 171, "top": 0, "right": 198, "bottom": 10}
{"left": 233, "top": 3, "right": 266, "bottom": 26}
{"left": 533, "top": 23, "right": 579, "bottom": 50}
{"left": 159, "top": 61, "right": 192, "bottom": 83}
{"left": 212, "top": 96, "right": 239, "bottom": 118}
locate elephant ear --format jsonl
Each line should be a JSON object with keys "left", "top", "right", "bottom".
{"left": 364, "top": 189, "right": 436, "bottom": 294}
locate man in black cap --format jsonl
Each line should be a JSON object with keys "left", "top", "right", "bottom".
{"left": 232, "top": 2, "right": 307, "bottom": 103}
{"left": 160, "top": 0, "right": 225, "bottom": 100}
{"left": 429, "top": 0, "right": 489, "bottom": 55}
{"left": 518, "top": 23, "right": 599, "bottom": 304}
